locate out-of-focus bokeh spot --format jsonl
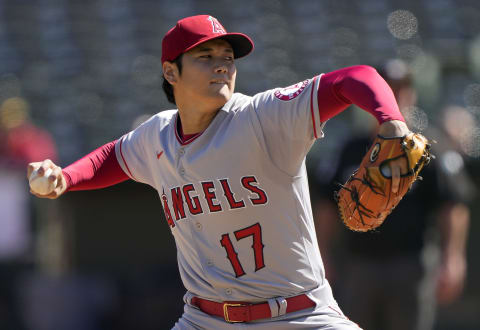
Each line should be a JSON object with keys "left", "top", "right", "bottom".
{"left": 0, "top": 97, "right": 29, "bottom": 129}
{"left": 461, "top": 127, "right": 480, "bottom": 158}
{"left": 440, "top": 150, "right": 465, "bottom": 175}
{"left": 395, "top": 43, "right": 423, "bottom": 62}
{"left": 384, "top": 58, "right": 409, "bottom": 80}
{"left": 402, "top": 105, "right": 429, "bottom": 132}
{"left": 443, "top": 105, "right": 480, "bottom": 158}
{"left": 387, "top": 10, "right": 418, "bottom": 40}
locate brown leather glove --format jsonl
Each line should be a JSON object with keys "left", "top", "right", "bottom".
{"left": 335, "top": 133, "right": 432, "bottom": 232}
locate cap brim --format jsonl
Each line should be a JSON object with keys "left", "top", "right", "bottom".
{"left": 183, "top": 33, "right": 254, "bottom": 59}
{"left": 218, "top": 33, "right": 254, "bottom": 59}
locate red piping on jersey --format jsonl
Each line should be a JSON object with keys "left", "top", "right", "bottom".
{"left": 328, "top": 305, "right": 343, "bottom": 316}
{"left": 119, "top": 137, "right": 137, "bottom": 180}
{"left": 310, "top": 76, "right": 319, "bottom": 139}
{"left": 175, "top": 114, "right": 203, "bottom": 145}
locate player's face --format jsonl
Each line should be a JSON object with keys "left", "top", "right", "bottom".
{"left": 174, "top": 39, "right": 236, "bottom": 111}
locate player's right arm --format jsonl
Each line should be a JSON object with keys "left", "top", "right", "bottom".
{"left": 27, "top": 140, "right": 129, "bottom": 200}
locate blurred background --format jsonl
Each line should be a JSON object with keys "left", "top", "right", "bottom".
{"left": 0, "top": 0, "right": 479, "bottom": 329}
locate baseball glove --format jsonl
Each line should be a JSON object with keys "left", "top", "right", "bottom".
{"left": 334, "top": 133, "right": 432, "bottom": 232}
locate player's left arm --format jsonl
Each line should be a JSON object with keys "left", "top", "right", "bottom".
{"left": 318, "top": 65, "right": 411, "bottom": 192}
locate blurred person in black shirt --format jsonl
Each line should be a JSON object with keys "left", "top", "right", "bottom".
{"left": 310, "top": 60, "right": 474, "bottom": 330}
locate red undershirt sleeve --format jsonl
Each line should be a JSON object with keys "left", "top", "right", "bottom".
{"left": 317, "top": 65, "right": 405, "bottom": 124}
{"left": 62, "top": 140, "right": 129, "bottom": 191}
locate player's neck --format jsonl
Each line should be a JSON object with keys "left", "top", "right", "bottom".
{"left": 177, "top": 107, "right": 219, "bottom": 135}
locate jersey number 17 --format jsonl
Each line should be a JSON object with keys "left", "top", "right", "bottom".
{"left": 220, "top": 222, "right": 265, "bottom": 277}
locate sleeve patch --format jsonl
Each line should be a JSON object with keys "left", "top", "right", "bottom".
{"left": 274, "top": 79, "right": 310, "bottom": 101}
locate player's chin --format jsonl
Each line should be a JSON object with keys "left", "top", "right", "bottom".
{"left": 208, "top": 86, "right": 233, "bottom": 103}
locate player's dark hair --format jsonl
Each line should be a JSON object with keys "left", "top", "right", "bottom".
{"left": 162, "top": 54, "right": 183, "bottom": 105}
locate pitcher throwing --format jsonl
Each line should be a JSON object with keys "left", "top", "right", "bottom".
{"left": 28, "top": 15, "right": 427, "bottom": 329}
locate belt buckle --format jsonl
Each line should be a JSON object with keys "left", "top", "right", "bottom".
{"left": 223, "top": 302, "right": 247, "bottom": 323}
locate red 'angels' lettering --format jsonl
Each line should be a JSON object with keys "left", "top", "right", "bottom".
{"left": 220, "top": 178, "right": 246, "bottom": 209}
{"left": 162, "top": 176, "right": 268, "bottom": 226}
{"left": 171, "top": 187, "right": 186, "bottom": 220}
{"left": 201, "top": 181, "right": 222, "bottom": 212}
{"left": 241, "top": 176, "right": 268, "bottom": 205}
{"left": 161, "top": 189, "right": 175, "bottom": 228}
{"left": 221, "top": 223, "right": 265, "bottom": 277}
{"left": 183, "top": 184, "right": 203, "bottom": 215}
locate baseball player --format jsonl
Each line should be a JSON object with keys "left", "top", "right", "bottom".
{"left": 28, "top": 15, "right": 412, "bottom": 329}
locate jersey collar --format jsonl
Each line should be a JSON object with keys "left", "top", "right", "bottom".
{"left": 174, "top": 115, "right": 203, "bottom": 146}
{"left": 173, "top": 94, "right": 239, "bottom": 146}
{"left": 219, "top": 93, "right": 238, "bottom": 113}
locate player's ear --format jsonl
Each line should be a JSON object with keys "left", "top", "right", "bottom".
{"left": 163, "top": 61, "right": 178, "bottom": 85}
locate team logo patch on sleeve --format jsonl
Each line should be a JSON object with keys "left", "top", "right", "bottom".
{"left": 274, "top": 79, "right": 309, "bottom": 101}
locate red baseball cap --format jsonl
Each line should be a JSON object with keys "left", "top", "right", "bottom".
{"left": 161, "top": 15, "right": 254, "bottom": 64}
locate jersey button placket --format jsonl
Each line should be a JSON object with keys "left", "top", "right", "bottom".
{"left": 177, "top": 147, "right": 186, "bottom": 177}
{"left": 194, "top": 222, "right": 202, "bottom": 231}
{"left": 179, "top": 167, "right": 185, "bottom": 176}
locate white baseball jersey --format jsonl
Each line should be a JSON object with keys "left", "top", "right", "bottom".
{"left": 115, "top": 76, "right": 329, "bottom": 303}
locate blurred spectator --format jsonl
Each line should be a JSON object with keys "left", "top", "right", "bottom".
{"left": 0, "top": 97, "right": 58, "bottom": 329}
{"left": 0, "top": 97, "right": 58, "bottom": 168}
{"left": 310, "top": 59, "right": 475, "bottom": 330}
{"left": 0, "top": 98, "right": 120, "bottom": 330}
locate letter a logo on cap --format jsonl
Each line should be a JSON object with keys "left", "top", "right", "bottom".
{"left": 208, "top": 16, "right": 226, "bottom": 34}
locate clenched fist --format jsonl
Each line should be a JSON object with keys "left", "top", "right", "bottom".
{"left": 27, "top": 159, "right": 67, "bottom": 199}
